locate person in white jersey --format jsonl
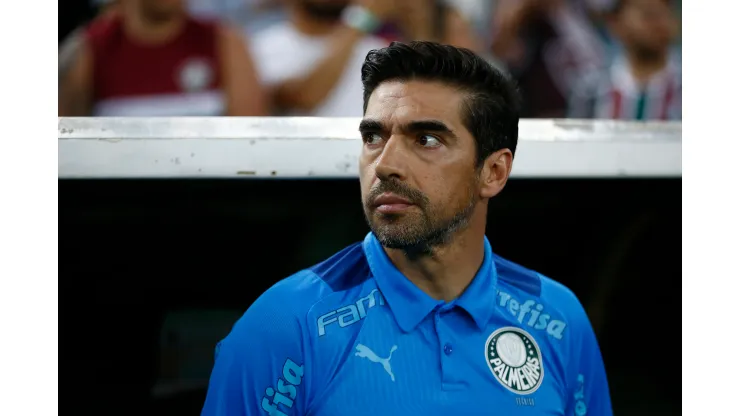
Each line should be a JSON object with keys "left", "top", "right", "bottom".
{"left": 568, "top": 0, "right": 681, "bottom": 120}
{"left": 250, "top": 0, "right": 399, "bottom": 117}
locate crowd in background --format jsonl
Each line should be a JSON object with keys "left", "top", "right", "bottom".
{"left": 58, "top": 0, "right": 681, "bottom": 121}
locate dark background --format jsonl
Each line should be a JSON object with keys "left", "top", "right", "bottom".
{"left": 60, "top": 1, "right": 97, "bottom": 43}
{"left": 60, "top": 178, "right": 681, "bottom": 415}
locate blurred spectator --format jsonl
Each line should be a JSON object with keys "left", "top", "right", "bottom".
{"left": 446, "top": 0, "right": 496, "bottom": 42}
{"left": 490, "top": 0, "right": 606, "bottom": 118}
{"left": 186, "top": 0, "right": 255, "bottom": 20}
{"left": 89, "top": 0, "right": 287, "bottom": 33}
{"left": 568, "top": 0, "right": 681, "bottom": 120}
{"left": 249, "top": 0, "right": 394, "bottom": 116}
{"left": 59, "top": 0, "right": 267, "bottom": 116}
{"left": 253, "top": 0, "right": 397, "bottom": 117}
{"left": 374, "top": 0, "right": 484, "bottom": 52}
{"left": 186, "top": 0, "right": 289, "bottom": 35}
{"left": 250, "top": 0, "right": 491, "bottom": 116}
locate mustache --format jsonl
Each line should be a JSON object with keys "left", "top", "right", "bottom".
{"left": 366, "top": 180, "right": 429, "bottom": 207}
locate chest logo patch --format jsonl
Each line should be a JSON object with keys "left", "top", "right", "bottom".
{"left": 356, "top": 344, "right": 397, "bottom": 382}
{"left": 178, "top": 57, "right": 213, "bottom": 92}
{"left": 485, "top": 326, "right": 544, "bottom": 395}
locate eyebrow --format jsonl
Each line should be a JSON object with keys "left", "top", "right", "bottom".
{"left": 358, "top": 119, "right": 457, "bottom": 138}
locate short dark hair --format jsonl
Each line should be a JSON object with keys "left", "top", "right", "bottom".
{"left": 361, "top": 41, "right": 521, "bottom": 165}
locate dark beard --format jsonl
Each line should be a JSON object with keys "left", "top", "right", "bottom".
{"left": 299, "top": 2, "right": 348, "bottom": 22}
{"left": 363, "top": 179, "right": 478, "bottom": 256}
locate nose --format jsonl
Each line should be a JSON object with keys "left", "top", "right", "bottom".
{"left": 374, "top": 136, "right": 408, "bottom": 182}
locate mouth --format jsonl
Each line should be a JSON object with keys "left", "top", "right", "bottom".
{"left": 373, "top": 193, "right": 415, "bottom": 214}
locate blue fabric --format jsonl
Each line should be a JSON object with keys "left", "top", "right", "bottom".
{"left": 202, "top": 232, "right": 612, "bottom": 415}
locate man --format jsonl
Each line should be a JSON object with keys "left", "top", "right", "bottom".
{"left": 58, "top": 0, "right": 267, "bottom": 116}
{"left": 202, "top": 41, "right": 612, "bottom": 415}
{"left": 568, "top": 0, "right": 681, "bottom": 120}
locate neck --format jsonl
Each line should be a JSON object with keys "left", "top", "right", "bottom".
{"left": 626, "top": 49, "right": 669, "bottom": 85}
{"left": 121, "top": 4, "right": 186, "bottom": 45}
{"left": 290, "top": 7, "right": 340, "bottom": 36}
{"left": 384, "top": 208, "right": 488, "bottom": 303}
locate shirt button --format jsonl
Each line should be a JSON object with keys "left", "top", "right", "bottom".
{"left": 443, "top": 343, "right": 453, "bottom": 355}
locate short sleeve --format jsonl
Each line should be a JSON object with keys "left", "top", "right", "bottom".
{"left": 564, "top": 302, "right": 613, "bottom": 416}
{"left": 201, "top": 282, "right": 310, "bottom": 416}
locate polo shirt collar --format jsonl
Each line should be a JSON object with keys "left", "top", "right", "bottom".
{"left": 362, "top": 232, "right": 498, "bottom": 332}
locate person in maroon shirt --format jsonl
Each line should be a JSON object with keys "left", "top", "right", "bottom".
{"left": 59, "top": 0, "right": 267, "bottom": 116}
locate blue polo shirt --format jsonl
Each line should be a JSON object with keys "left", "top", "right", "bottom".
{"left": 202, "top": 233, "right": 612, "bottom": 416}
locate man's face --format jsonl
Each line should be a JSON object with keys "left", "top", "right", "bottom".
{"left": 359, "top": 80, "right": 482, "bottom": 251}
{"left": 296, "top": 0, "right": 350, "bottom": 21}
{"left": 615, "top": 0, "right": 677, "bottom": 59}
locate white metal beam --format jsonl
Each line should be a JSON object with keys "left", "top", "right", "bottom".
{"left": 58, "top": 117, "right": 681, "bottom": 179}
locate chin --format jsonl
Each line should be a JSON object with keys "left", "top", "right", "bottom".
{"left": 372, "top": 224, "right": 422, "bottom": 245}
{"left": 374, "top": 233, "right": 413, "bottom": 248}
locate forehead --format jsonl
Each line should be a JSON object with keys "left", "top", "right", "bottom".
{"left": 364, "top": 80, "right": 466, "bottom": 127}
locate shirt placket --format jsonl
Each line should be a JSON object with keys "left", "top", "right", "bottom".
{"left": 434, "top": 305, "right": 463, "bottom": 391}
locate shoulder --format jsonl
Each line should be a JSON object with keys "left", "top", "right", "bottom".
{"left": 493, "top": 254, "right": 591, "bottom": 339}
{"left": 494, "top": 252, "right": 588, "bottom": 319}
{"left": 84, "top": 14, "right": 122, "bottom": 52}
{"left": 84, "top": 13, "right": 119, "bottom": 37}
{"left": 257, "top": 241, "right": 371, "bottom": 309}
{"left": 59, "top": 26, "right": 89, "bottom": 71}
{"left": 226, "top": 242, "right": 372, "bottom": 342}
{"left": 539, "top": 274, "right": 591, "bottom": 329}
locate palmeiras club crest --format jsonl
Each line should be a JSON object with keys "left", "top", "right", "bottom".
{"left": 485, "top": 326, "right": 544, "bottom": 395}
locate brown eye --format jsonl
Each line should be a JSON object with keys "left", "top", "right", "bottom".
{"left": 419, "top": 135, "right": 442, "bottom": 148}
{"left": 363, "top": 133, "right": 383, "bottom": 145}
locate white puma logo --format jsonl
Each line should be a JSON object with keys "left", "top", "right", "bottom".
{"left": 355, "top": 344, "right": 398, "bottom": 382}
